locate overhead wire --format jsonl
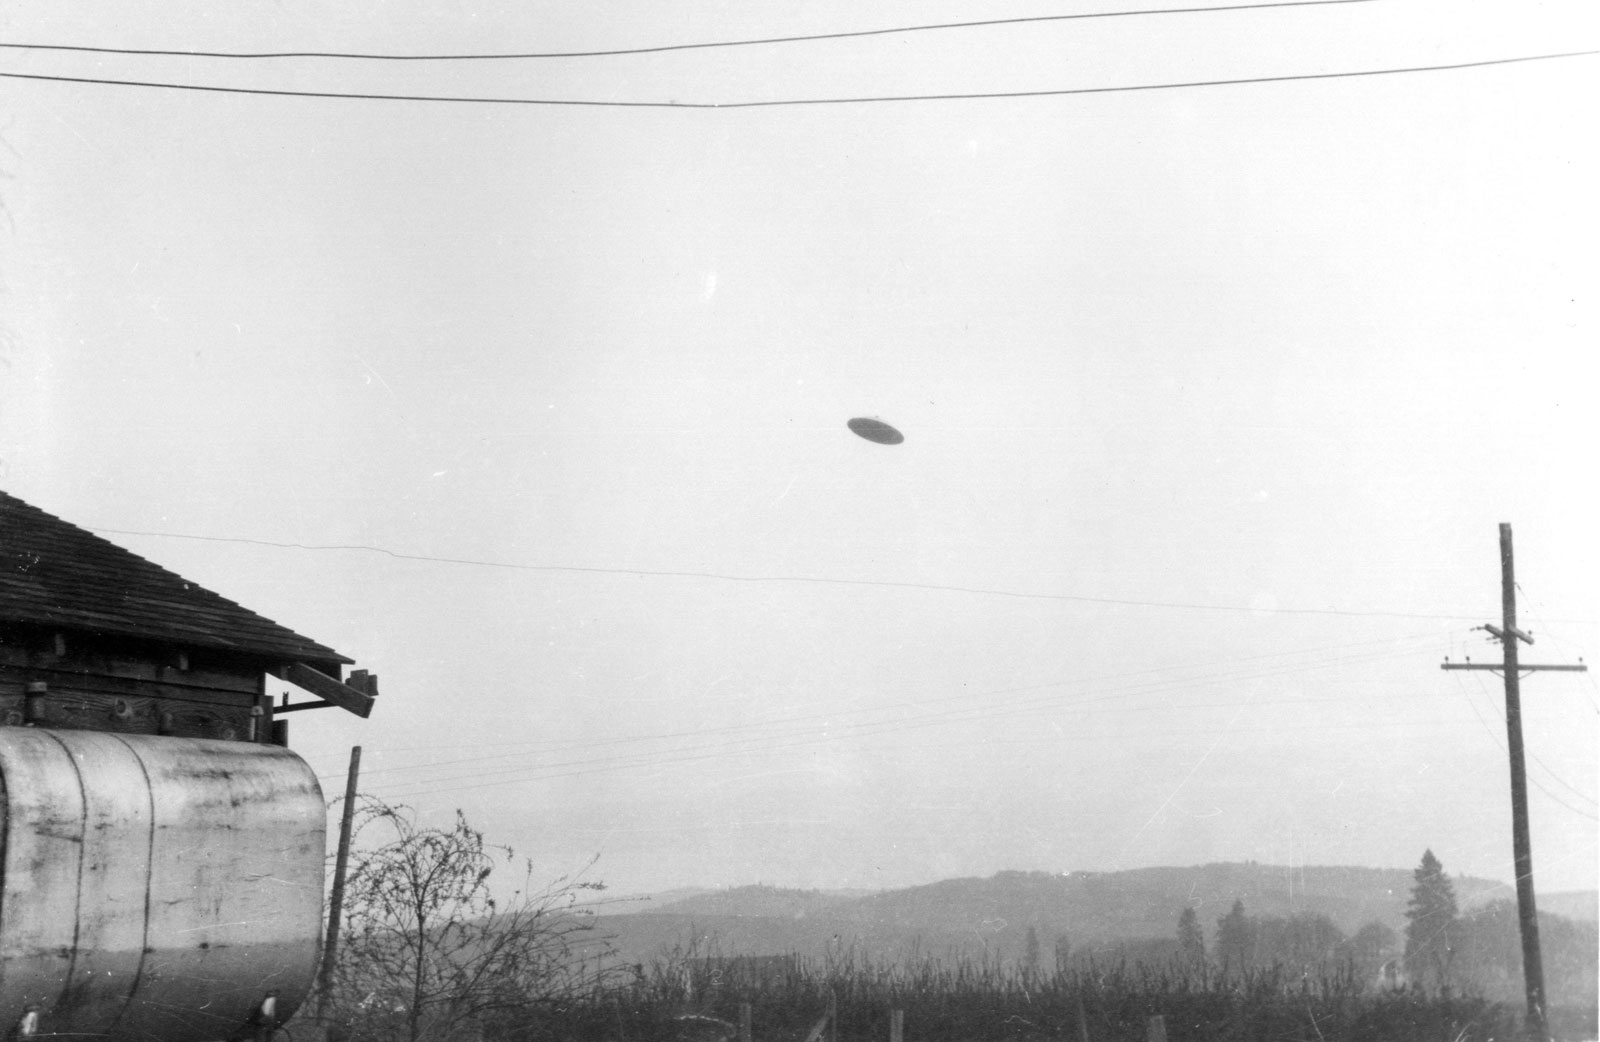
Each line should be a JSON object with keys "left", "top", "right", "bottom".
{"left": 1460, "top": 586, "right": 1598, "bottom": 807}
{"left": 377, "top": 709, "right": 1500, "bottom": 801}
{"left": 372, "top": 637, "right": 1449, "bottom": 798}
{"left": 354, "top": 641, "right": 1427, "bottom": 784}
{"left": 8, "top": 4, "right": 1592, "bottom": 869}
{"left": 0, "top": 0, "right": 1378, "bottom": 61}
{"left": 357, "top": 635, "right": 1445, "bottom": 783}
{"left": 92, "top": 526, "right": 1531, "bottom": 623}
{"left": 1468, "top": 668, "right": 1598, "bottom": 809}
{"left": 1453, "top": 672, "right": 1599, "bottom": 822}
{"left": 372, "top": 673, "right": 1357, "bottom": 795}
{"left": 1513, "top": 581, "right": 1599, "bottom": 715}
{"left": 364, "top": 630, "right": 1449, "bottom": 758}
{"left": 4, "top": 50, "right": 1597, "bottom": 109}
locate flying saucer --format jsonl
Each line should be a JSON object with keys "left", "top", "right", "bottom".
{"left": 847, "top": 417, "right": 904, "bottom": 445}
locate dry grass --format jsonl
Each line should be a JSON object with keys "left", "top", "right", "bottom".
{"left": 486, "top": 943, "right": 1555, "bottom": 1042}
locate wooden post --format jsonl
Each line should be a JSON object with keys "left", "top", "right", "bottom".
{"left": 316, "top": 746, "right": 362, "bottom": 1021}
{"left": 1498, "top": 524, "right": 1547, "bottom": 1042}
{"left": 739, "top": 1002, "right": 752, "bottom": 1042}
{"left": 1076, "top": 994, "right": 1091, "bottom": 1042}
{"left": 1438, "top": 526, "right": 1586, "bottom": 1041}
{"left": 1146, "top": 1014, "right": 1168, "bottom": 1042}
{"left": 23, "top": 681, "right": 47, "bottom": 725}
{"left": 826, "top": 989, "right": 838, "bottom": 1042}
{"left": 255, "top": 672, "right": 279, "bottom": 744}
{"left": 889, "top": 1008, "right": 904, "bottom": 1042}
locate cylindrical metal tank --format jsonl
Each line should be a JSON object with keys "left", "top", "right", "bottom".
{"left": 0, "top": 728, "right": 325, "bottom": 1041}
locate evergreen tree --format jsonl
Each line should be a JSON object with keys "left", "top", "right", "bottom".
{"left": 1177, "top": 907, "right": 1206, "bottom": 970}
{"left": 1404, "top": 848, "right": 1461, "bottom": 994}
{"left": 1216, "top": 899, "right": 1255, "bottom": 976}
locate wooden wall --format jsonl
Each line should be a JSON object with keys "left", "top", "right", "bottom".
{"left": 0, "top": 625, "right": 274, "bottom": 743}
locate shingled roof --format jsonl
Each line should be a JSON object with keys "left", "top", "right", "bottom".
{"left": 0, "top": 490, "right": 351, "bottom": 669}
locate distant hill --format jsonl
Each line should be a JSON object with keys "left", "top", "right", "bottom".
{"left": 622, "top": 884, "right": 868, "bottom": 920}
{"left": 1458, "top": 886, "right": 1597, "bottom": 922}
{"left": 849, "top": 864, "right": 1508, "bottom": 942}
{"left": 598, "top": 886, "right": 715, "bottom": 912}
{"left": 588, "top": 862, "right": 1536, "bottom": 966}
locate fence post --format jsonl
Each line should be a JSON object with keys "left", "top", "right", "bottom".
{"left": 739, "top": 1003, "right": 752, "bottom": 1042}
{"left": 826, "top": 989, "right": 838, "bottom": 1042}
{"left": 889, "top": 1008, "right": 904, "bottom": 1042}
{"left": 1146, "top": 1014, "right": 1168, "bottom": 1042}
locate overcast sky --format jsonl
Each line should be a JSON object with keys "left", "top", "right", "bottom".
{"left": 2, "top": 1, "right": 1596, "bottom": 900}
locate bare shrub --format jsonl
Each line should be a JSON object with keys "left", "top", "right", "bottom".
{"left": 323, "top": 798, "right": 619, "bottom": 1042}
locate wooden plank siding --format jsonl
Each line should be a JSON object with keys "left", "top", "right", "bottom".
{"left": 1, "top": 626, "right": 271, "bottom": 743}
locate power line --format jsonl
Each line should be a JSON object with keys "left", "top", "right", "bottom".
{"left": 1464, "top": 673, "right": 1598, "bottom": 810}
{"left": 353, "top": 629, "right": 1479, "bottom": 799}
{"left": 91, "top": 525, "right": 1511, "bottom": 622}
{"left": 4, "top": 49, "right": 1596, "bottom": 109}
{"left": 376, "top": 710, "right": 1499, "bottom": 802}
{"left": 0, "top": 0, "right": 1376, "bottom": 61}
{"left": 1513, "top": 582, "right": 1600, "bottom": 715}
{"left": 369, "top": 641, "right": 1446, "bottom": 798}
{"left": 351, "top": 623, "right": 1594, "bottom": 803}
{"left": 366, "top": 631, "right": 1444, "bottom": 757}
{"left": 1455, "top": 673, "right": 1599, "bottom": 823}
{"left": 385, "top": 652, "right": 1402, "bottom": 789}
{"left": 345, "top": 633, "right": 1442, "bottom": 781}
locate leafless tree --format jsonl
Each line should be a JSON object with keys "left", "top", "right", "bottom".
{"left": 325, "top": 798, "right": 617, "bottom": 1042}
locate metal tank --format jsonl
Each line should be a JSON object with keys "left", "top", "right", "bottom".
{"left": 0, "top": 728, "right": 325, "bottom": 1041}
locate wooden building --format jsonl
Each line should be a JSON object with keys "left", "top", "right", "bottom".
{"left": 0, "top": 488, "right": 377, "bottom": 1040}
{"left": 0, "top": 489, "right": 374, "bottom": 744}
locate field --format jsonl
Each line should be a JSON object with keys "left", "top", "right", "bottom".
{"left": 457, "top": 949, "right": 1599, "bottom": 1042}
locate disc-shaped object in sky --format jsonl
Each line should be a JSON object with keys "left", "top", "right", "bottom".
{"left": 847, "top": 417, "right": 904, "bottom": 445}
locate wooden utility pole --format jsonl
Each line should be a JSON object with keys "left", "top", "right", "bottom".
{"left": 317, "top": 746, "right": 363, "bottom": 1021}
{"left": 1441, "top": 524, "right": 1586, "bottom": 1041}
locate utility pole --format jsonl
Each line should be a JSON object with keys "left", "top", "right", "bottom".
{"left": 1441, "top": 524, "right": 1586, "bottom": 1042}
{"left": 317, "top": 745, "right": 363, "bottom": 1023}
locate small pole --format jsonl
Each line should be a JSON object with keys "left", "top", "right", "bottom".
{"left": 1076, "top": 994, "right": 1091, "bottom": 1042}
{"left": 739, "top": 1002, "right": 752, "bottom": 1042}
{"left": 254, "top": 674, "right": 271, "bottom": 744}
{"left": 1145, "top": 1014, "right": 1168, "bottom": 1042}
{"left": 826, "top": 989, "right": 838, "bottom": 1042}
{"left": 317, "top": 746, "right": 362, "bottom": 1021}
{"left": 889, "top": 1008, "right": 904, "bottom": 1042}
